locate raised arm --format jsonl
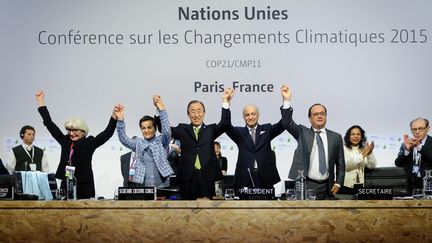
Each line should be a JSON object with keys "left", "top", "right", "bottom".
{"left": 214, "top": 88, "right": 234, "bottom": 138}
{"left": 269, "top": 85, "right": 292, "bottom": 138}
{"left": 35, "top": 90, "right": 67, "bottom": 144}
{"left": 116, "top": 104, "right": 137, "bottom": 151}
{"left": 153, "top": 95, "right": 171, "bottom": 148}
{"left": 93, "top": 105, "right": 118, "bottom": 148}
{"left": 280, "top": 85, "right": 302, "bottom": 139}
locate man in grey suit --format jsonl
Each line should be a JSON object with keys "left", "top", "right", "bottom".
{"left": 283, "top": 86, "right": 345, "bottom": 198}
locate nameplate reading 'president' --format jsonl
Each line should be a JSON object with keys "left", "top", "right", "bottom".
{"left": 238, "top": 187, "right": 275, "bottom": 200}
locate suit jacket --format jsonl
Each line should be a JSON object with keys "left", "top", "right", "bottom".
{"left": 120, "top": 152, "right": 132, "bottom": 187}
{"left": 283, "top": 107, "right": 345, "bottom": 190}
{"left": 217, "top": 156, "right": 228, "bottom": 172}
{"left": 0, "top": 158, "right": 9, "bottom": 175}
{"left": 226, "top": 108, "right": 287, "bottom": 188}
{"left": 395, "top": 135, "right": 432, "bottom": 190}
{"left": 171, "top": 108, "right": 230, "bottom": 182}
{"left": 38, "top": 106, "right": 116, "bottom": 199}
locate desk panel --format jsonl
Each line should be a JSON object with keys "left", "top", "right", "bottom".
{"left": 1, "top": 200, "right": 431, "bottom": 242}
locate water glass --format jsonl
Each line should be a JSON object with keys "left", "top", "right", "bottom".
{"left": 286, "top": 189, "right": 296, "bottom": 200}
{"left": 224, "top": 189, "right": 235, "bottom": 200}
{"left": 113, "top": 188, "right": 119, "bottom": 200}
{"left": 412, "top": 189, "right": 423, "bottom": 200}
{"left": 306, "top": 189, "right": 317, "bottom": 200}
{"left": 55, "top": 188, "right": 66, "bottom": 200}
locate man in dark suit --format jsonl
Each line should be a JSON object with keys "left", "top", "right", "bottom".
{"left": 395, "top": 118, "right": 432, "bottom": 194}
{"left": 0, "top": 158, "right": 9, "bottom": 175}
{"left": 120, "top": 151, "right": 134, "bottom": 187}
{"left": 171, "top": 88, "right": 234, "bottom": 199}
{"left": 226, "top": 86, "right": 291, "bottom": 189}
{"left": 283, "top": 86, "right": 345, "bottom": 198}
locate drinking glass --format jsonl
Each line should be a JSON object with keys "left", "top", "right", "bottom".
{"left": 412, "top": 189, "right": 423, "bottom": 200}
{"left": 224, "top": 189, "right": 235, "bottom": 200}
{"left": 306, "top": 189, "right": 317, "bottom": 200}
{"left": 55, "top": 188, "right": 66, "bottom": 200}
{"left": 286, "top": 189, "right": 296, "bottom": 200}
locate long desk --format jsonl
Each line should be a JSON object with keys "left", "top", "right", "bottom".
{"left": 1, "top": 200, "right": 431, "bottom": 242}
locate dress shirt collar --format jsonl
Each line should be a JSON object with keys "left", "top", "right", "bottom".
{"left": 22, "top": 144, "right": 33, "bottom": 151}
{"left": 312, "top": 127, "right": 327, "bottom": 134}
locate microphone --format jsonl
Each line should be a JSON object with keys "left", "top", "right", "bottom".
{"left": 247, "top": 168, "right": 256, "bottom": 188}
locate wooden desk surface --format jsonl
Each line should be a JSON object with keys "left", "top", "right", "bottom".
{"left": 1, "top": 200, "right": 431, "bottom": 242}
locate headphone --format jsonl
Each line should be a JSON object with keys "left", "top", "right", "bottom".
{"left": 19, "top": 125, "right": 35, "bottom": 140}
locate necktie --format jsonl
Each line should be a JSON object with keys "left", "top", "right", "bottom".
{"left": 194, "top": 127, "right": 201, "bottom": 170}
{"left": 250, "top": 128, "right": 256, "bottom": 144}
{"left": 413, "top": 149, "right": 421, "bottom": 177}
{"left": 316, "top": 131, "right": 327, "bottom": 175}
{"left": 250, "top": 128, "right": 258, "bottom": 169}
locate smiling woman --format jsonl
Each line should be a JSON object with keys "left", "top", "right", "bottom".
{"left": 340, "top": 125, "right": 377, "bottom": 195}
{"left": 115, "top": 95, "right": 174, "bottom": 189}
{"left": 35, "top": 90, "right": 119, "bottom": 199}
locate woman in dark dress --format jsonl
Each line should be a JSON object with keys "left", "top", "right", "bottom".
{"left": 35, "top": 90, "right": 120, "bottom": 199}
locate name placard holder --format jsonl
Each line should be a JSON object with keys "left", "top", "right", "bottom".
{"left": 357, "top": 187, "right": 393, "bottom": 200}
{"left": 238, "top": 187, "right": 275, "bottom": 200}
{"left": 118, "top": 187, "right": 155, "bottom": 200}
{"left": 0, "top": 185, "right": 14, "bottom": 200}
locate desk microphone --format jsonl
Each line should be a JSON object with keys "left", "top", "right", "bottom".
{"left": 247, "top": 168, "right": 256, "bottom": 188}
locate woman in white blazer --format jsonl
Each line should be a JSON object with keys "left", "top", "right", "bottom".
{"left": 340, "top": 125, "right": 377, "bottom": 195}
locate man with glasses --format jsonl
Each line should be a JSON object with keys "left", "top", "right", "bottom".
{"left": 395, "top": 118, "right": 432, "bottom": 194}
{"left": 282, "top": 86, "right": 345, "bottom": 199}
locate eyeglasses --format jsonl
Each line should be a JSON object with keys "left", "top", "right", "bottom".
{"left": 311, "top": 112, "right": 327, "bottom": 118}
{"left": 67, "top": 128, "right": 81, "bottom": 133}
{"left": 411, "top": 127, "right": 428, "bottom": 132}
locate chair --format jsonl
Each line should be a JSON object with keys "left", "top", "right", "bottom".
{"left": 364, "top": 167, "right": 408, "bottom": 196}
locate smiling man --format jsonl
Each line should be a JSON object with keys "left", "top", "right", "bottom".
{"left": 395, "top": 118, "right": 432, "bottom": 194}
{"left": 283, "top": 86, "right": 345, "bottom": 199}
{"left": 171, "top": 88, "right": 234, "bottom": 200}
{"left": 226, "top": 85, "right": 290, "bottom": 190}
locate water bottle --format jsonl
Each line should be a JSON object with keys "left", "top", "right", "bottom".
{"left": 66, "top": 170, "right": 77, "bottom": 201}
{"left": 295, "top": 170, "right": 306, "bottom": 200}
{"left": 423, "top": 170, "right": 432, "bottom": 200}
{"left": 148, "top": 175, "right": 157, "bottom": 200}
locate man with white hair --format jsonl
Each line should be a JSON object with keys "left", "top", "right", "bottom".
{"left": 395, "top": 117, "right": 432, "bottom": 194}
{"left": 226, "top": 85, "right": 291, "bottom": 189}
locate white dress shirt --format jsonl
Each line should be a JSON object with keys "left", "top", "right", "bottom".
{"left": 6, "top": 144, "right": 49, "bottom": 174}
{"left": 308, "top": 128, "right": 329, "bottom": 181}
